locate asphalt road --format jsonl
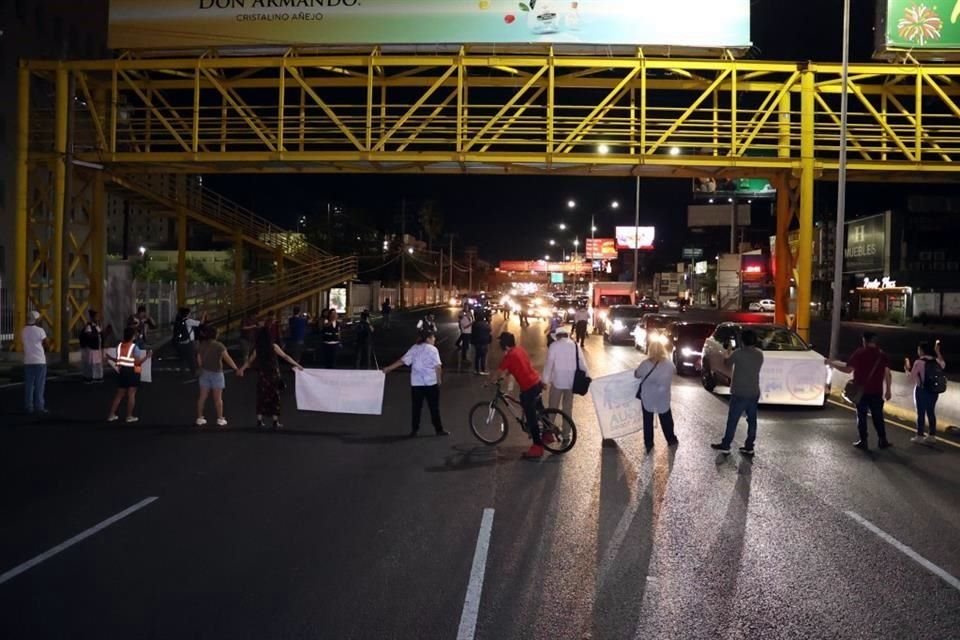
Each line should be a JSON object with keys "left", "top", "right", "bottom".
{"left": 2, "top": 308, "right": 960, "bottom": 639}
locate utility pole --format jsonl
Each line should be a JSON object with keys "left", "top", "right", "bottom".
{"left": 632, "top": 176, "right": 640, "bottom": 295}
{"left": 830, "top": 0, "right": 852, "bottom": 361}
{"left": 439, "top": 247, "right": 444, "bottom": 296}
{"left": 448, "top": 234, "right": 454, "bottom": 291}
{"left": 730, "top": 196, "right": 738, "bottom": 254}
{"left": 399, "top": 198, "right": 406, "bottom": 310}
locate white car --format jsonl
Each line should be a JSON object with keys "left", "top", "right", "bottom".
{"left": 700, "top": 323, "right": 830, "bottom": 407}
{"left": 748, "top": 299, "right": 776, "bottom": 312}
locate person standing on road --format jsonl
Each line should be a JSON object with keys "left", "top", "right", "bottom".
{"left": 173, "top": 307, "right": 204, "bottom": 377}
{"left": 383, "top": 331, "right": 450, "bottom": 437}
{"left": 80, "top": 309, "right": 104, "bottom": 384}
{"left": 543, "top": 328, "right": 589, "bottom": 433}
{"left": 239, "top": 326, "right": 303, "bottom": 429}
{"left": 545, "top": 313, "right": 562, "bottom": 347}
{"left": 573, "top": 306, "right": 590, "bottom": 348}
{"left": 471, "top": 311, "right": 493, "bottom": 375}
{"left": 128, "top": 305, "right": 157, "bottom": 349}
{"left": 457, "top": 304, "right": 474, "bottom": 362}
{"left": 494, "top": 332, "right": 547, "bottom": 459}
{"left": 711, "top": 329, "right": 764, "bottom": 456}
{"left": 21, "top": 311, "right": 49, "bottom": 415}
{"left": 320, "top": 309, "right": 342, "bottom": 368}
{"left": 417, "top": 312, "right": 438, "bottom": 335}
{"left": 905, "top": 340, "right": 946, "bottom": 444}
{"left": 195, "top": 326, "right": 243, "bottom": 427}
{"left": 634, "top": 339, "right": 678, "bottom": 452}
{"left": 287, "top": 306, "right": 308, "bottom": 364}
{"left": 830, "top": 332, "right": 893, "bottom": 451}
{"left": 381, "top": 298, "right": 392, "bottom": 329}
{"left": 355, "top": 309, "right": 375, "bottom": 369}
{"left": 106, "top": 326, "right": 152, "bottom": 423}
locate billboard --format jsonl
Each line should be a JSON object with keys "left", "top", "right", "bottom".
{"left": 693, "top": 177, "right": 776, "bottom": 199}
{"left": 688, "top": 204, "right": 751, "bottom": 228}
{"left": 878, "top": 1, "right": 960, "bottom": 55}
{"left": 107, "top": 0, "right": 752, "bottom": 50}
{"left": 499, "top": 260, "right": 590, "bottom": 273}
{"left": 844, "top": 213, "right": 890, "bottom": 275}
{"left": 585, "top": 238, "right": 617, "bottom": 260}
{"left": 615, "top": 226, "right": 655, "bottom": 250}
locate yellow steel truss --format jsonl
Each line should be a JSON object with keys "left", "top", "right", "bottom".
{"left": 16, "top": 51, "right": 960, "bottom": 348}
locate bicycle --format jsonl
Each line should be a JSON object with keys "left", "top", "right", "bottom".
{"left": 468, "top": 380, "right": 577, "bottom": 454}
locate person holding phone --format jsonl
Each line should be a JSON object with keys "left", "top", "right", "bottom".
{"left": 711, "top": 329, "right": 763, "bottom": 456}
{"left": 905, "top": 339, "right": 946, "bottom": 444}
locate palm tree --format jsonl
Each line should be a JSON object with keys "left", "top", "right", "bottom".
{"left": 418, "top": 201, "right": 444, "bottom": 251}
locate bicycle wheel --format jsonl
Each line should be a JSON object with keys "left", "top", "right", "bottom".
{"left": 469, "top": 402, "right": 510, "bottom": 445}
{"left": 538, "top": 409, "right": 577, "bottom": 454}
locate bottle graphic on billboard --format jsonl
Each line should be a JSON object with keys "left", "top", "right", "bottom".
{"left": 523, "top": 0, "right": 562, "bottom": 35}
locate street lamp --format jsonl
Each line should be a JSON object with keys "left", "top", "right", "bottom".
{"left": 669, "top": 146, "right": 681, "bottom": 156}
{"left": 567, "top": 200, "right": 576, "bottom": 209}
{"left": 138, "top": 246, "right": 146, "bottom": 257}
{"left": 544, "top": 255, "right": 551, "bottom": 261}
{"left": 559, "top": 223, "right": 567, "bottom": 231}
{"left": 611, "top": 200, "right": 620, "bottom": 210}
{"left": 597, "top": 144, "right": 610, "bottom": 155}
{"left": 549, "top": 239, "right": 556, "bottom": 246}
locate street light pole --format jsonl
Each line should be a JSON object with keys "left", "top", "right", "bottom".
{"left": 590, "top": 213, "right": 596, "bottom": 284}
{"left": 632, "top": 176, "right": 640, "bottom": 296}
{"left": 829, "top": 0, "right": 852, "bottom": 361}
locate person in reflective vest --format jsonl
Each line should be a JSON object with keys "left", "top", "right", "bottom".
{"left": 106, "top": 326, "right": 152, "bottom": 423}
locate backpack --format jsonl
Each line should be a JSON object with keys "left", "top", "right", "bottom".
{"left": 173, "top": 316, "right": 190, "bottom": 343}
{"left": 923, "top": 359, "right": 948, "bottom": 394}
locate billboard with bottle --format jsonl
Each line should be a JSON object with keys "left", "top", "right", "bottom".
{"left": 877, "top": 1, "right": 960, "bottom": 55}
{"left": 108, "top": 0, "right": 751, "bottom": 50}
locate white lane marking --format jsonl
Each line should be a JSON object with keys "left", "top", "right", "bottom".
{"left": 0, "top": 497, "right": 158, "bottom": 586}
{"left": 845, "top": 510, "right": 960, "bottom": 592}
{"left": 456, "top": 508, "right": 495, "bottom": 640}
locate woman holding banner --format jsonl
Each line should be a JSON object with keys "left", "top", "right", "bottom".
{"left": 240, "top": 325, "right": 303, "bottom": 429}
{"left": 634, "top": 339, "right": 679, "bottom": 452}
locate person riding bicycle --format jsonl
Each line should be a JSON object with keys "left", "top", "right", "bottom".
{"left": 494, "top": 332, "right": 549, "bottom": 459}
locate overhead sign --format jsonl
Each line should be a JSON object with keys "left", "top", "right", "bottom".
{"left": 615, "top": 226, "right": 656, "bottom": 250}
{"left": 688, "top": 204, "right": 751, "bottom": 228}
{"left": 108, "top": 0, "right": 752, "bottom": 50}
{"left": 878, "top": 1, "right": 960, "bottom": 54}
{"left": 844, "top": 213, "right": 889, "bottom": 275}
{"left": 550, "top": 272, "right": 565, "bottom": 284}
{"left": 682, "top": 247, "right": 704, "bottom": 260}
{"left": 585, "top": 238, "right": 618, "bottom": 260}
{"left": 499, "top": 260, "right": 591, "bottom": 274}
{"left": 693, "top": 177, "right": 776, "bottom": 198}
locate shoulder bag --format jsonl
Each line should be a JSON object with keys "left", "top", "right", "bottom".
{"left": 842, "top": 352, "right": 882, "bottom": 405}
{"left": 635, "top": 361, "right": 660, "bottom": 400}
{"left": 572, "top": 344, "right": 592, "bottom": 396}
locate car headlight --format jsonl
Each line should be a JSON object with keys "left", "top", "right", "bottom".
{"left": 612, "top": 320, "right": 626, "bottom": 332}
{"left": 826, "top": 363, "right": 833, "bottom": 385}
{"left": 599, "top": 311, "right": 608, "bottom": 320}
{"left": 681, "top": 347, "right": 702, "bottom": 358}
{"left": 567, "top": 307, "right": 575, "bottom": 315}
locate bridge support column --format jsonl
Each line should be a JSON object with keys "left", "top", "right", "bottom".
{"left": 13, "top": 66, "right": 30, "bottom": 351}
{"left": 177, "top": 205, "right": 187, "bottom": 308}
{"left": 233, "top": 232, "right": 244, "bottom": 311}
{"left": 89, "top": 171, "right": 106, "bottom": 316}
{"left": 774, "top": 175, "right": 792, "bottom": 327}
{"left": 797, "top": 69, "right": 816, "bottom": 341}
{"left": 51, "top": 66, "right": 69, "bottom": 353}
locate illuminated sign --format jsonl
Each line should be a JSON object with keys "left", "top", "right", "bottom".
{"left": 108, "top": 0, "right": 753, "bottom": 50}
{"left": 694, "top": 260, "right": 709, "bottom": 275}
{"left": 585, "top": 238, "right": 618, "bottom": 260}
{"left": 499, "top": 260, "right": 591, "bottom": 274}
{"left": 862, "top": 277, "right": 899, "bottom": 290}
{"left": 615, "top": 226, "right": 656, "bottom": 250}
{"left": 879, "top": 1, "right": 960, "bottom": 54}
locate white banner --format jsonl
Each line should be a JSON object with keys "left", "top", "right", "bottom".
{"left": 590, "top": 370, "right": 643, "bottom": 440}
{"left": 295, "top": 368, "right": 385, "bottom": 415}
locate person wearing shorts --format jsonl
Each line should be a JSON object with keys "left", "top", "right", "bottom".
{"left": 196, "top": 326, "right": 242, "bottom": 427}
{"left": 106, "top": 327, "right": 152, "bottom": 423}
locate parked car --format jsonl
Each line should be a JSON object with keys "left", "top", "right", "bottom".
{"left": 748, "top": 299, "right": 776, "bottom": 312}
{"left": 633, "top": 314, "right": 674, "bottom": 353}
{"left": 700, "top": 323, "right": 830, "bottom": 407}
{"left": 638, "top": 297, "right": 660, "bottom": 313}
{"left": 666, "top": 322, "right": 717, "bottom": 375}
{"left": 603, "top": 305, "right": 646, "bottom": 345}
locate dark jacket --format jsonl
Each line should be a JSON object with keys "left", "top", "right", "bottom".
{"left": 471, "top": 321, "right": 493, "bottom": 347}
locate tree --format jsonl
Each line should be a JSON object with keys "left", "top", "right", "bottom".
{"left": 418, "top": 200, "right": 444, "bottom": 251}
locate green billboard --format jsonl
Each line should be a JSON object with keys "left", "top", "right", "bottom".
{"left": 109, "top": 0, "right": 752, "bottom": 50}
{"left": 880, "top": 1, "right": 960, "bottom": 53}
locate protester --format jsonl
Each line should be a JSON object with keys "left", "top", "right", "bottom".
{"left": 239, "top": 326, "right": 303, "bottom": 429}
{"left": 21, "top": 311, "right": 48, "bottom": 415}
{"left": 80, "top": 309, "right": 104, "bottom": 384}
{"left": 320, "top": 309, "right": 342, "bottom": 368}
{"left": 355, "top": 309, "right": 375, "bottom": 369}
{"left": 195, "top": 326, "right": 243, "bottom": 427}
{"left": 905, "top": 340, "right": 946, "bottom": 444}
{"left": 494, "top": 332, "right": 547, "bottom": 459}
{"left": 381, "top": 298, "right": 392, "bottom": 329}
{"left": 417, "top": 312, "right": 438, "bottom": 335}
{"left": 128, "top": 305, "right": 157, "bottom": 349}
{"left": 384, "top": 331, "right": 449, "bottom": 437}
{"left": 545, "top": 313, "right": 562, "bottom": 347}
{"left": 457, "top": 304, "right": 474, "bottom": 362}
{"left": 573, "top": 306, "right": 590, "bottom": 348}
{"left": 543, "top": 328, "right": 589, "bottom": 439}
{"left": 830, "top": 332, "right": 893, "bottom": 451}
{"left": 471, "top": 311, "right": 493, "bottom": 375}
{"left": 106, "top": 326, "right": 152, "bottom": 423}
{"left": 634, "top": 339, "right": 678, "bottom": 452}
{"left": 240, "top": 313, "right": 259, "bottom": 362}
{"left": 173, "top": 307, "right": 204, "bottom": 377}
{"left": 287, "top": 306, "right": 308, "bottom": 363}
{"left": 711, "top": 329, "right": 764, "bottom": 455}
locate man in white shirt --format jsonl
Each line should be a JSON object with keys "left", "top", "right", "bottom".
{"left": 573, "top": 306, "right": 590, "bottom": 347}
{"left": 21, "top": 311, "right": 49, "bottom": 414}
{"left": 384, "top": 332, "right": 450, "bottom": 437}
{"left": 457, "top": 306, "right": 474, "bottom": 362}
{"left": 542, "top": 329, "right": 589, "bottom": 425}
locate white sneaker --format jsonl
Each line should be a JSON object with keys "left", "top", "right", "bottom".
{"left": 107, "top": 415, "right": 119, "bottom": 422}
{"left": 911, "top": 435, "right": 925, "bottom": 444}
{"left": 196, "top": 417, "right": 208, "bottom": 426}
{"left": 125, "top": 416, "right": 139, "bottom": 423}
{"left": 216, "top": 418, "right": 228, "bottom": 427}
{"left": 926, "top": 434, "right": 938, "bottom": 443}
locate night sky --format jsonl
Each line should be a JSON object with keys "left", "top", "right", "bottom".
{"left": 207, "top": 0, "right": 944, "bottom": 266}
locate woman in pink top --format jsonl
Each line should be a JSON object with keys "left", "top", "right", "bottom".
{"left": 905, "top": 340, "right": 946, "bottom": 443}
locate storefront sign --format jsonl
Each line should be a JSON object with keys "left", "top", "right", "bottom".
{"left": 108, "top": 0, "right": 752, "bottom": 50}
{"left": 844, "top": 213, "right": 888, "bottom": 275}
{"left": 879, "top": 1, "right": 960, "bottom": 53}
{"left": 862, "top": 277, "right": 898, "bottom": 290}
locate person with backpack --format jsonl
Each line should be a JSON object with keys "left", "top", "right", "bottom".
{"left": 80, "top": 309, "right": 104, "bottom": 384}
{"left": 355, "top": 310, "right": 375, "bottom": 369}
{"left": 905, "top": 340, "right": 947, "bottom": 444}
{"left": 173, "top": 307, "right": 204, "bottom": 377}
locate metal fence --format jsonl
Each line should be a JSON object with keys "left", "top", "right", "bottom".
{"left": 0, "top": 280, "right": 14, "bottom": 345}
